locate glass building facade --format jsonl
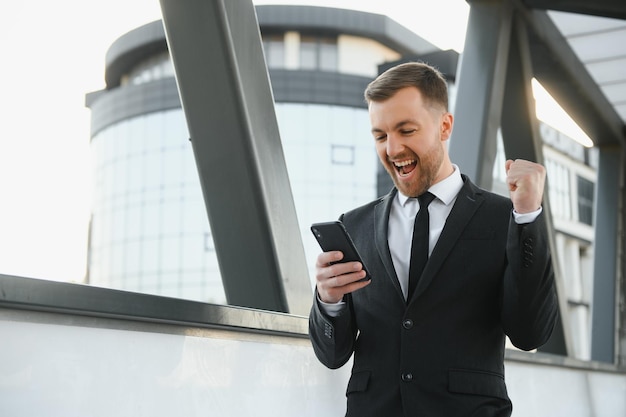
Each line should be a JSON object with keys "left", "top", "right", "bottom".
{"left": 89, "top": 109, "right": 223, "bottom": 302}
{"left": 88, "top": 102, "right": 376, "bottom": 304}
{"left": 86, "top": 5, "right": 440, "bottom": 305}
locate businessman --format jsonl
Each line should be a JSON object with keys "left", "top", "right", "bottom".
{"left": 309, "top": 62, "right": 558, "bottom": 416}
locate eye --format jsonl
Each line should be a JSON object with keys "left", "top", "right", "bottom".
{"left": 374, "top": 133, "right": 387, "bottom": 141}
{"left": 400, "top": 129, "right": 416, "bottom": 135}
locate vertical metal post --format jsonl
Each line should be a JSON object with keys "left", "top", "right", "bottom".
{"left": 449, "top": 0, "right": 513, "bottom": 189}
{"left": 621, "top": 161, "right": 626, "bottom": 366}
{"left": 591, "top": 145, "right": 621, "bottom": 362}
{"left": 158, "top": 0, "right": 312, "bottom": 315}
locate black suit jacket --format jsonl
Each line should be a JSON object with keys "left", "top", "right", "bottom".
{"left": 309, "top": 175, "right": 558, "bottom": 417}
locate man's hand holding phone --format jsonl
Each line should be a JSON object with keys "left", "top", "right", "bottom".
{"left": 315, "top": 251, "right": 370, "bottom": 304}
{"left": 311, "top": 221, "right": 372, "bottom": 304}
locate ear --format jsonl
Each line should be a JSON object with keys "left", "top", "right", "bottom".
{"left": 440, "top": 112, "right": 453, "bottom": 141}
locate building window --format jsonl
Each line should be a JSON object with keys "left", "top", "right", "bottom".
{"left": 300, "top": 36, "right": 338, "bottom": 71}
{"left": 262, "top": 34, "right": 285, "bottom": 69}
{"left": 124, "top": 52, "right": 174, "bottom": 86}
{"left": 546, "top": 159, "right": 572, "bottom": 221}
{"left": 577, "top": 176, "right": 594, "bottom": 226}
{"left": 331, "top": 145, "right": 355, "bottom": 165}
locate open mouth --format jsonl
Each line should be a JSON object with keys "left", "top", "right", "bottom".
{"left": 394, "top": 159, "right": 417, "bottom": 177}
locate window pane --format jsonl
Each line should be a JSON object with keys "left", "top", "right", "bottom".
{"left": 263, "top": 35, "right": 285, "bottom": 68}
{"left": 546, "top": 159, "right": 572, "bottom": 221}
{"left": 319, "top": 39, "right": 338, "bottom": 71}
{"left": 577, "top": 176, "right": 594, "bottom": 226}
{"left": 331, "top": 145, "right": 355, "bottom": 165}
{"left": 300, "top": 37, "right": 316, "bottom": 70}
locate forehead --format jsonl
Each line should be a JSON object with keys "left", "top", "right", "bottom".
{"left": 368, "top": 87, "right": 431, "bottom": 125}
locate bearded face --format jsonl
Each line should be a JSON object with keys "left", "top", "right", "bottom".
{"left": 369, "top": 87, "right": 453, "bottom": 197}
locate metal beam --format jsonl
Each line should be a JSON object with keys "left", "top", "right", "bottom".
{"left": 591, "top": 145, "right": 621, "bottom": 362}
{"left": 522, "top": 10, "right": 624, "bottom": 147}
{"left": 522, "top": 0, "right": 626, "bottom": 20}
{"left": 449, "top": 0, "right": 514, "bottom": 189}
{"left": 0, "top": 274, "right": 309, "bottom": 336}
{"left": 158, "top": 0, "right": 312, "bottom": 315}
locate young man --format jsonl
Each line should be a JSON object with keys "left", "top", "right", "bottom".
{"left": 309, "top": 62, "right": 557, "bottom": 416}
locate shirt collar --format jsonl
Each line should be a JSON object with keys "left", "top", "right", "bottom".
{"left": 397, "top": 164, "right": 463, "bottom": 207}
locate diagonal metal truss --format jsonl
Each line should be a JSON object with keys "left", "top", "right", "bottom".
{"left": 158, "top": 0, "right": 312, "bottom": 315}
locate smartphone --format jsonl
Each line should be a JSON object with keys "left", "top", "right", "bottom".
{"left": 310, "top": 221, "right": 371, "bottom": 281}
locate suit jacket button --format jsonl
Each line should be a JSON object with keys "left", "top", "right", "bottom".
{"left": 402, "top": 319, "right": 414, "bottom": 329}
{"left": 401, "top": 373, "right": 413, "bottom": 382}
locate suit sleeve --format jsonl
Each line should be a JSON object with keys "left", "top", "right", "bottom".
{"left": 308, "top": 289, "right": 358, "bottom": 369}
{"left": 501, "top": 211, "right": 559, "bottom": 351}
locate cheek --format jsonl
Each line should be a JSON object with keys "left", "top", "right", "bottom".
{"left": 375, "top": 143, "right": 387, "bottom": 160}
{"left": 418, "top": 134, "right": 440, "bottom": 154}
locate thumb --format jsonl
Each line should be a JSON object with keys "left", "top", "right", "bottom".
{"left": 505, "top": 159, "right": 514, "bottom": 174}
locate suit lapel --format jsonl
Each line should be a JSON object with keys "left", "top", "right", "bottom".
{"left": 410, "top": 177, "right": 485, "bottom": 302}
{"left": 374, "top": 189, "right": 406, "bottom": 302}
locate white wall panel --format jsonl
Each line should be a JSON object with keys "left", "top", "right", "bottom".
{"left": 0, "top": 311, "right": 350, "bottom": 417}
{"left": 338, "top": 35, "right": 401, "bottom": 77}
{"left": 1, "top": 309, "right": 625, "bottom": 417}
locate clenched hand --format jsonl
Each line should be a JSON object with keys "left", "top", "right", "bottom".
{"left": 505, "top": 159, "right": 546, "bottom": 214}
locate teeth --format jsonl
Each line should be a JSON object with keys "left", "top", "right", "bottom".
{"left": 394, "top": 160, "right": 415, "bottom": 167}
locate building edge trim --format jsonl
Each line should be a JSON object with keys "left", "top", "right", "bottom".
{"left": 1, "top": 274, "right": 625, "bottom": 372}
{"left": 87, "top": 70, "right": 372, "bottom": 137}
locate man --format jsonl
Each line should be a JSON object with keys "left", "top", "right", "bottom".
{"left": 308, "top": 62, "right": 557, "bottom": 417}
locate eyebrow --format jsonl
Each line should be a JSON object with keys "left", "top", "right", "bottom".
{"left": 371, "top": 119, "right": 417, "bottom": 134}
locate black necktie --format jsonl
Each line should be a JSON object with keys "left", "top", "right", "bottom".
{"left": 408, "top": 192, "right": 435, "bottom": 302}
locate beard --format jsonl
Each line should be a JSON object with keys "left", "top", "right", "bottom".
{"left": 384, "top": 140, "right": 444, "bottom": 198}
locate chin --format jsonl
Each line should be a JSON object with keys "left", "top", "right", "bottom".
{"left": 401, "top": 179, "right": 431, "bottom": 197}
{"left": 392, "top": 180, "right": 418, "bottom": 197}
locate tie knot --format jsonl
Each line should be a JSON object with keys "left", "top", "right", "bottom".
{"left": 417, "top": 192, "right": 435, "bottom": 208}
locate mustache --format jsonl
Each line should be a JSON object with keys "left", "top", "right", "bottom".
{"left": 387, "top": 153, "right": 419, "bottom": 164}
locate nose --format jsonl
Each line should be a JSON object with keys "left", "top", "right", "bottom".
{"left": 386, "top": 132, "right": 404, "bottom": 157}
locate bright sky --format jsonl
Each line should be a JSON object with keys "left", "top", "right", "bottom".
{"left": 0, "top": 0, "right": 589, "bottom": 282}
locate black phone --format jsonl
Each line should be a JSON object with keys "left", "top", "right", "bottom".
{"left": 310, "top": 221, "right": 371, "bottom": 281}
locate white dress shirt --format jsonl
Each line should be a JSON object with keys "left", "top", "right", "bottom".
{"left": 319, "top": 165, "right": 542, "bottom": 314}
{"left": 389, "top": 165, "right": 464, "bottom": 299}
